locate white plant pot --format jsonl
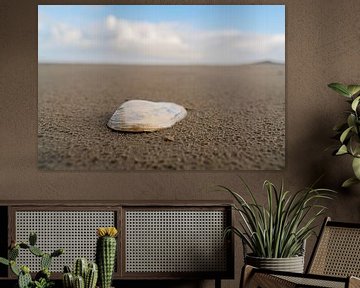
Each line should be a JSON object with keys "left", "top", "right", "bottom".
{"left": 245, "top": 254, "right": 305, "bottom": 273}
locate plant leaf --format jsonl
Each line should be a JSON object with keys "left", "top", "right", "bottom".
{"left": 342, "top": 177, "right": 360, "bottom": 188}
{"left": 340, "top": 126, "right": 353, "bottom": 143}
{"left": 347, "top": 85, "right": 360, "bottom": 97}
{"left": 0, "top": 257, "right": 9, "bottom": 266}
{"left": 351, "top": 96, "right": 360, "bottom": 111}
{"left": 352, "top": 157, "right": 360, "bottom": 179}
{"left": 336, "top": 145, "right": 348, "bottom": 155}
{"left": 349, "top": 135, "right": 360, "bottom": 157}
{"left": 221, "top": 180, "right": 335, "bottom": 258}
{"left": 328, "top": 83, "right": 351, "bottom": 97}
{"left": 347, "top": 114, "right": 356, "bottom": 128}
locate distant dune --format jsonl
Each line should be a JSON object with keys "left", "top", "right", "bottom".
{"left": 252, "top": 60, "right": 285, "bottom": 65}
{"left": 38, "top": 63, "right": 285, "bottom": 170}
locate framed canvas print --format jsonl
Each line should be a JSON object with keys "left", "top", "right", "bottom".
{"left": 38, "top": 5, "right": 285, "bottom": 170}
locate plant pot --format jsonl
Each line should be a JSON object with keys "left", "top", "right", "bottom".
{"left": 245, "top": 254, "right": 305, "bottom": 273}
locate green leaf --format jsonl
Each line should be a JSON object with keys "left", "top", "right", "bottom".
{"left": 222, "top": 180, "right": 335, "bottom": 258}
{"left": 352, "top": 157, "right": 360, "bottom": 179}
{"left": 342, "top": 177, "right": 360, "bottom": 188}
{"left": 328, "top": 83, "right": 351, "bottom": 97}
{"left": 336, "top": 145, "right": 348, "bottom": 155}
{"left": 347, "top": 114, "right": 356, "bottom": 128}
{"left": 347, "top": 85, "right": 360, "bottom": 97}
{"left": 351, "top": 96, "right": 360, "bottom": 111}
{"left": 0, "top": 257, "right": 9, "bottom": 266}
{"left": 340, "top": 126, "right": 353, "bottom": 143}
{"left": 349, "top": 135, "right": 360, "bottom": 157}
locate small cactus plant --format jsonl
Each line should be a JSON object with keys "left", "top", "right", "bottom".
{"left": 0, "top": 232, "right": 63, "bottom": 288}
{"left": 85, "top": 262, "right": 98, "bottom": 288}
{"left": 62, "top": 259, "right": 98, "bottom": 288}
{"left": 96, "top": 227, "right": 118, "bottom": 288}
{"left": 73, "top": 275, "right": 85, "bottom": 288}
{"left": 74, "top": 258, "right": 88, "bottom": 280}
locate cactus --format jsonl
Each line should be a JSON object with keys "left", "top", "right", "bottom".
{"left": 19, "top": 243, "right": 30, "bottom": 249}
{"left": 85, "top": 263, "right": 98, "bottom": 288}
{"left": 10, "top": 260, "right": 20, "bottom": 276}
{"left": 19, "top": 272, "right": 32, "bottom": 288}
{"left": 9, "top": 246, "right": 19, "bottom": 260}
{"left": 35, "top": 268, "right": 51, "bottom": 282}
{"left": 0, "top": 232, "right": 64, "bottom": 288}
{"left": 74, "top": 258, "right": 88, "bottom": 279}
{"left": 64, "top": 265, "right": 72, "bottom": 273}
{"left": 74, "top": 275, "right": 85, "bottom": 288}
{"left": 29, "top": 232, "right": 37, "bottom": 246}
{"left": 96, "top": 227, "right": 118, "bottom": 288}
{"left": 18, "top": 267, "right": 32, "bottom": 288}
{"left": 63, "top": 272, "right": 74, "bottom": 288}
{"left": 41, "top": 253, "right": 52, "bottom": 270}
{"left": 29, "top": 245, "right": 44, "bottom": 257}
{"left": 63, "top": 260, "right": 98, "bottom": 288}
{"left": 51, "top": 248, "right": 64, "bottom": 258}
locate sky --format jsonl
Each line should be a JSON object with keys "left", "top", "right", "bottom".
{"left": 38, "top": 5, "right": 285, "bottom": 65}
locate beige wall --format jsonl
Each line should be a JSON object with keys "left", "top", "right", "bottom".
{"left": 1, "top": 0, "right": 360, "bottom": 287}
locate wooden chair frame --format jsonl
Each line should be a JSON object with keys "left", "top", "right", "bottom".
{"left": 241, "top": 217, "right": 360, "bottom": 288}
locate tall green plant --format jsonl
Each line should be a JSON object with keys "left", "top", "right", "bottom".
{"left": 221, "top": 179, "right": 334, "bottom": 258}
{"left": 96, "top": 227, "right": 117, "bottom": 288}
{"left": 328, "top": 83, "right": 360, "bottom": 187}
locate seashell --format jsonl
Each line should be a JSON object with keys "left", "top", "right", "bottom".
{"left": 107, "top": 100, "right": 187, "bottom": 132}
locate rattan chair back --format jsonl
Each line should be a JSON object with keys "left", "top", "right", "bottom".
{"left": 307, "top": 217, "right": 360, "bottom": 278}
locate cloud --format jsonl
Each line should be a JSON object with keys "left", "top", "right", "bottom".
{"left": 104, "top": 15, "right": 195, "bottom": 61}
{"left": 38, "top": 14, "right": 285, "bottom": 64}
{"left": 194, "top": 30, "right": 285, "bottom": 63}
{"left": 51, "top": 23, "right": 84, "bottom": 45}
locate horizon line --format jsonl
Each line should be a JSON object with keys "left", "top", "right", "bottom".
{"left": 38, "top": 60, "right": 285, "bottom": 66}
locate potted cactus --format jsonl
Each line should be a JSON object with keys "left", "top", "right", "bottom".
{"left": 62, "top": 258, "right": 98, "bottom": 288}
{"left": 96, "top": 227, "right": 118, "bottom": 288}
{"left": 0, "top": 232, "right": 64, "bottom": 288}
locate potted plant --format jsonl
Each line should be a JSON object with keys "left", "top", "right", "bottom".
{"left": 221, "top": 179, "right": 334, "bottom": 273}
{"left": 62, "top": 258, "right": 98, "bottom": 288}
{"left": 96, "top": 227, "right": 118, "bottom": 288}
{"left": 328, "top": 83, "right": 360, "bottom": 187}
{"left": 0, "top": 232, "right": 64, "bottom": 288}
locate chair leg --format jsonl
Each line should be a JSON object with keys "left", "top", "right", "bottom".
{"left": 240, "top": 265, "right": 255, "bottom": 288}
{"left": 215, "top": 278, "right": 221, "bottom": 288}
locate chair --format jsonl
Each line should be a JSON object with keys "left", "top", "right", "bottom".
{"left": 241, "top": 217, "right": 360, "bottom": 288}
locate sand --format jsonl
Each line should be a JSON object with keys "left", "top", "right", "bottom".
{"left": 38, "top": 63, "right": 285, "bottom": 170}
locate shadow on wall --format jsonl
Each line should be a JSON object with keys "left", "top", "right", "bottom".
{"left": 292, "top": 107, "right": 360, "bottom": 266}
{"left": 291, "top": 100, "right": 352, "bottom": 192}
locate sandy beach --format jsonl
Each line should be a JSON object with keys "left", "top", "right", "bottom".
{"left": 38, "top": 63, "right": 285, "bottom": 170}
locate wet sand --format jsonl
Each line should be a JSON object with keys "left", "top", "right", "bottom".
{"left": 38, "top": 63, "right": 285, "bottom": 170}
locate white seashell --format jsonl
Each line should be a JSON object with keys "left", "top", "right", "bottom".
{"left": 107, "top": 100, "right": 187, "bottom": 132}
